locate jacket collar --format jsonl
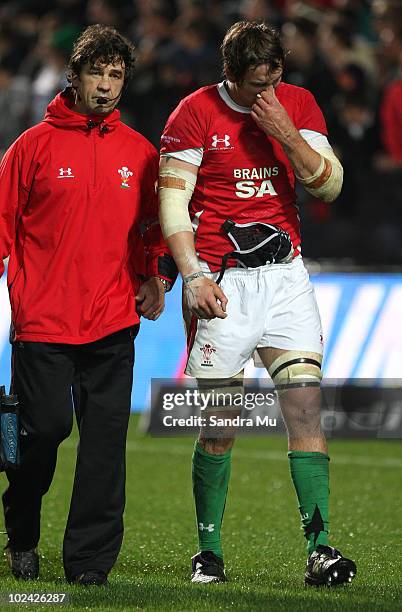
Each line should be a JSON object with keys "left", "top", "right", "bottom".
{"left": 43, "top": 87, "right": 120, "bottom": 133}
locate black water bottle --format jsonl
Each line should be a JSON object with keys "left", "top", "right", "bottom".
{"left": 0, "top": 385, "right": 20, "bottom": 470}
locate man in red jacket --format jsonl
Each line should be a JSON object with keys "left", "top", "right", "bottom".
{"left": 0, "top": 24, "right": 176, "bottom": 585}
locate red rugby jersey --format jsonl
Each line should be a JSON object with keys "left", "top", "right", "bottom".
{"left": 161, "top": 81, "right": 327, "bottom": 269}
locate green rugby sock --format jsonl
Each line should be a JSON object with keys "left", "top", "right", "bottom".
{"left": 192, "top": 442, "right": 231, "bottom": 559}
{"left": 288, "top": 451, "right": 330, "bottom": 554}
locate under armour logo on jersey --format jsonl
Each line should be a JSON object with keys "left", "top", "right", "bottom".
{"left": 199, "top": 523, "right": 215, "bottom": 532}
{"left": 211, "top": 134, "right": 230, "bottom": 148}
{"left": 57, "top": 167, "right": 74, "bottom": 178}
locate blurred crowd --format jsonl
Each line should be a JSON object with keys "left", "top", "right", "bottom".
{"left": 1, "top": 0, "right": 402, "bottom": 264}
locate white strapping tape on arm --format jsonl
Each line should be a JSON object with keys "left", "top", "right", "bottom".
{"left": 158, "top": 166, "right": 197, "bottom": 238}
{"left": 296, "top": 146, "right": 343, "bottom": 203}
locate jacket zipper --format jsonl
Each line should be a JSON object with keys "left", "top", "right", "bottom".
{"left": 91, "top": 128, "right": 96, "bottom": 187}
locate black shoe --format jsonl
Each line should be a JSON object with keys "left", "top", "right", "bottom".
{"left": 5, "top": 545, "right": 39, "bottom": 580}
{"left": 191, "top": 551, "right": 227, "bottom": 583}
{"left": 69, "top": 570, "right": 108, "bottom": 586}
{"left": 305, "top": 544, "right": 357, "bottom": 586}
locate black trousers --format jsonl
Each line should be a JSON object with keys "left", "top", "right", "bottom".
{"left": 2, "top": 326, "right": 138, "bottom": 579}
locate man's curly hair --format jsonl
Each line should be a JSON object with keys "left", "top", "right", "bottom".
{"left": 67, "top": 24, "right": 136, "bottom": 84}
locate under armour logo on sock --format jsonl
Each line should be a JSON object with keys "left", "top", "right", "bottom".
{"left": 199, "top": 523, "right": 215, "bottom": 532}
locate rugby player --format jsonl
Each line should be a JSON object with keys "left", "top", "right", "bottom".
{"left": 158, "top": 20, "right": 356, "bottom": 587}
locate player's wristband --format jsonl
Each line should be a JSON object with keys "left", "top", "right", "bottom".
{"left": 183, "top": 271, "right": 205, "bottom": 284}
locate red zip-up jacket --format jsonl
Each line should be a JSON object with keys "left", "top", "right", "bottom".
{"left": 0, "top": 89, "right": 174, "bottom": 343}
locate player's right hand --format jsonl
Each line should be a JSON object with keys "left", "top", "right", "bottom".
{"left": 184, "top": 277, "right": 228, "bottom": 319}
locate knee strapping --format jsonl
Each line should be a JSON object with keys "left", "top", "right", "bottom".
{"left": 197, "top": 374, "right": 244, "bottom": 412}
{"left": 268, "top": 351, "right": 322, "bottom": 393}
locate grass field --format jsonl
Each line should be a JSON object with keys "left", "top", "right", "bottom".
{"left": 0, "top": 416, "right": 401, "bottom": 611}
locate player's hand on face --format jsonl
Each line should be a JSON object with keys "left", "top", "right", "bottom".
{"left": 184, "top": 276, "right": 228, "bottom": 320}
{"left": 251, "top": 86, "right": 296, "bottom": 142}
{"left": 136, "top": 277, "right": 165, "bottom": 320}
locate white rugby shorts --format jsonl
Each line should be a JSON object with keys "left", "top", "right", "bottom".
{"left": 185, "top": 256, "right": 323, "bottom": 378}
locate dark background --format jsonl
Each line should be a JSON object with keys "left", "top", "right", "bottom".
{"left": 1, "top": 0, "right": 402, "bottom": 264}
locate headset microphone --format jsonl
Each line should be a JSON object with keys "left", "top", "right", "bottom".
{"left": 96, "top": 90, "right": 123, "bottom": 105}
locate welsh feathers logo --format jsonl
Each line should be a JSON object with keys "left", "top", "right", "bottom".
{"left": 118, "top": 166, "right": 133, "bottom": 188}
{"left": 200, "top": 343, "right": 216, "bottom": 367}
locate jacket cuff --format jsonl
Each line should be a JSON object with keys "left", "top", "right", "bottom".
{"left": 146, "top": 253, "right": 178, "bottom": 285}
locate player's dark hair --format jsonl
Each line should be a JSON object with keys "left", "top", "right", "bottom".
{"left": 67, "top": 24, "right": 136, "bottom": 84}
{"left": 221, "top": 21, "right": 285, "bottom": 82}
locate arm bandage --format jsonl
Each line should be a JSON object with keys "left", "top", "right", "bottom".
{"left": 297, "top": 148, "right": 343, "bottom": 203}
{"left": 158, "top": 166, "right": 197, "bottom": 238}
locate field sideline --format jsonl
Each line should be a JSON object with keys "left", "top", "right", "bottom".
{"left": 0, "top": 416, "right": 401, "bottom": 611}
